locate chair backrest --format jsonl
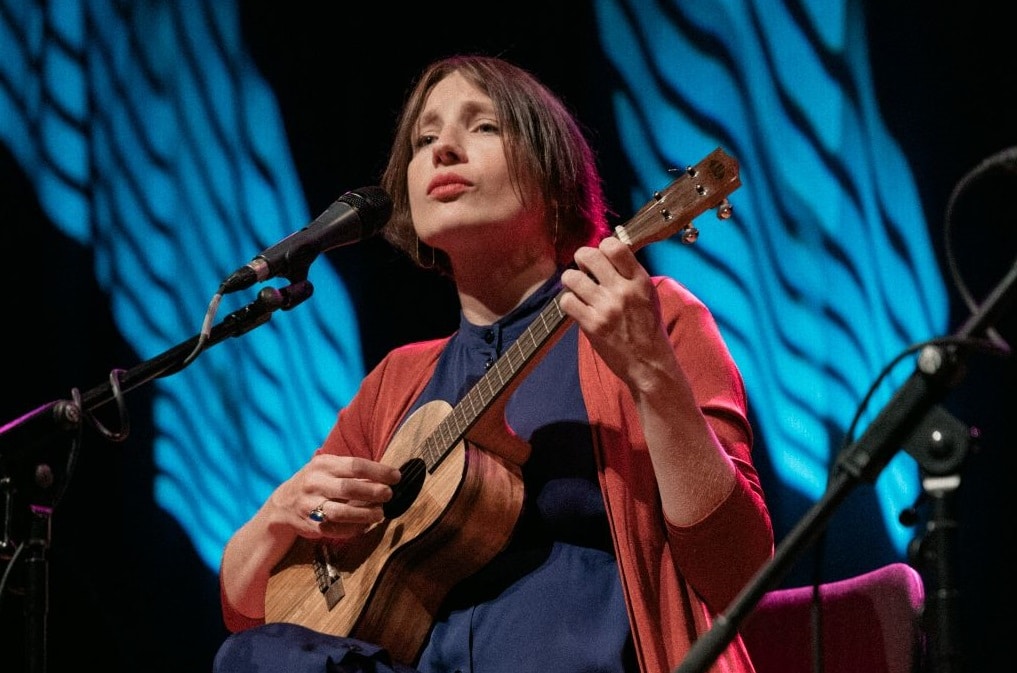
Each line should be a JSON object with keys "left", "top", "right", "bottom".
{"left": 739, "top": 562, "right": 926, "bottom": 673}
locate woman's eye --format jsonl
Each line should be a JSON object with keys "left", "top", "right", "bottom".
{"left": 414, "top": 134, "right": 437, "bottom": 148}
{"left": 475, "top": 122, "right": 500, "bottom": 134}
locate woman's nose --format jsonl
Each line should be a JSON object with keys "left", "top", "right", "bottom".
{"left": 432, "top": 130, "right": 464, "bottom": 165}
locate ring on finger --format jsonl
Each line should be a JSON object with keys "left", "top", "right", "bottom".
{"left": 308, "top": 500, "right": 329, "bottom": 523}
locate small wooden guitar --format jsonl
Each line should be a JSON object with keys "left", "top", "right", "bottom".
{"left": 264, "top": 147, "right": 742, "bottom": 665}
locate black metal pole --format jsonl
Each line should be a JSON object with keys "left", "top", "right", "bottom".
{"left": 0, "top": 281, "right": 313, "bottom": 673}
{"left": 24, "top": 503, "right": 52, "bottom": 673}
{"left": 674, "top": 257, "right": 1017, "bottom": 673}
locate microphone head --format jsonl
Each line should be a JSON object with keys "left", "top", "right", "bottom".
{"left": 339, "top": 186, "right": 393, "bottom": 236}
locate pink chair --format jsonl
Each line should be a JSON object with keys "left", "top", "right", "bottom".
{"left": 739, "top": 563, "right": 926, "bottom": 673}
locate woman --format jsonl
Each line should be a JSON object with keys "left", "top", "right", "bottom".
{"left": 215, "top": 54, "right": 773, "bottom": 673}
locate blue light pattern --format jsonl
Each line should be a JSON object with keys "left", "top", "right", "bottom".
{"left": 593, "top": 0, "right": 947, "bottom": 553}
{"left": 0, "top": 0, "right": 948, "bottom": 569}
{"left": 0, "top": 0, "right": 366, "bottom": 569}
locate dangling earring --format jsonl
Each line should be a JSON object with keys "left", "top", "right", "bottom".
{"left": 552, "top": 203, "right": 560, "bottom": 248}
{"left": 415, "top": 236, "right": 436, "bottom": 269}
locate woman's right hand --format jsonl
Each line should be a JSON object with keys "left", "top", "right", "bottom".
{"left": 270, "top": 454, "right": 403, "bottom": 540}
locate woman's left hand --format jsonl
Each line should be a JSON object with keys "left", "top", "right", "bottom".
{"left": 560, "top": 236, "right": 678, "bottom": 391}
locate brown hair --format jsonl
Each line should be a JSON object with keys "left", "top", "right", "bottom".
{"left": 381, "top": 54, "right": 610, "bottom": 275}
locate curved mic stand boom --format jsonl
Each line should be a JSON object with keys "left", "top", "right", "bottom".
{"left": 0, "top": 280, "right": 313, "bottom": 673}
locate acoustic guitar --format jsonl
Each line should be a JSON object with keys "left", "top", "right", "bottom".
{"left": 264, "top": 147, "right": 742, "bottom": 665}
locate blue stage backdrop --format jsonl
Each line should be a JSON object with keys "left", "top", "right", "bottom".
{"left": 0, "top": 1, "right": 1013, "bottom": 672}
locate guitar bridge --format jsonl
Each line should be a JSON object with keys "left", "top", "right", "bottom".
{"left": 313, "top": 544, "right": 345, "bottom": 610}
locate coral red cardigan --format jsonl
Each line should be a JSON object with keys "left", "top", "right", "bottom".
{"left": 221, "top": 277, "right": 773, "bottom": 673}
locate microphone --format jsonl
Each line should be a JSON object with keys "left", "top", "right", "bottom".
{"left": 221, "top": 186, "right": 392, "bottom": 294}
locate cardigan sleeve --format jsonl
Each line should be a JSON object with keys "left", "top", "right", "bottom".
{"left": 656, "top": 277, "right": 773, "bottom": 611}
{"left": 583, "top": 277, "right": 773, "bottom": 616}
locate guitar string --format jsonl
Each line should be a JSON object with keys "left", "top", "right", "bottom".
{"left": 388, "top": 151, "right": 734, "bottom": 501}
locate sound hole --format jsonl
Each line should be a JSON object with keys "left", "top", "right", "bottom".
{"left": 384, "top": 458, "right": 425, "bottom": 519}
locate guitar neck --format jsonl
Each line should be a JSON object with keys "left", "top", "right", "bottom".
{"left": 419, "top": 291, "right": 571, "bottom": 472}
{"left": 417, "top": 146, "right": 740, "bottom": 473}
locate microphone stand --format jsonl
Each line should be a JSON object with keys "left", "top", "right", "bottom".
{"left": 0, "top": 280, "right": 314, "bottom": 673}
{"left": 674, "top": 256, "right": 1017, "bottom": 673}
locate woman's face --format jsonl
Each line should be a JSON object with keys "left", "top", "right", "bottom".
{"left": 406, "top": 71, "right": 544, "bottom": 261}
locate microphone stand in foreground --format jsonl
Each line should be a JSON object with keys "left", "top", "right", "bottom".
{"left": 674, "top": 256, "right": 1017, "bottom": 673}
{"left": 0, "top": 280, "right": 313, "bottom": 673}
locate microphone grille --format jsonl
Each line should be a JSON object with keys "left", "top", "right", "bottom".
{"left": 341, "top": 186, "right": 393, "bottom": 232}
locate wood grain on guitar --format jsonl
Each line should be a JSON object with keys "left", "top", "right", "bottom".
{"left": 264, "top": 147, "right": 741, "bottom": 665}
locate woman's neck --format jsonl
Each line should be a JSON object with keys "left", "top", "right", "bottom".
{"left": 453, "top": 254, "right": 557, "bottom": 326}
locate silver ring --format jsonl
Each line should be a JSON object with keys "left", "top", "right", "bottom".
{"left": 308, "top": 500, "right": 328, "bottom": 523}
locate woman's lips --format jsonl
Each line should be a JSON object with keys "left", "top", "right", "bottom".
{"left": 427, "top": 173, "right": 472, "bottom": 200}
{"left": 428, "top": 182, "right": 470, "bottom": 200}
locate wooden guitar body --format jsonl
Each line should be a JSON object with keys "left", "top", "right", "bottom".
{"left": 265, "top": 400, "right": 525, "bottom": 665}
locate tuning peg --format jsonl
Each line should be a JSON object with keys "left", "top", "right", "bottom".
{"left": 716, "top": 198, "right": 733, "bottom": 220}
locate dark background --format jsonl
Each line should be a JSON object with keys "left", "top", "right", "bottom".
{"left": 1, "top": 2, "right": 1014, "bottom": 672}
